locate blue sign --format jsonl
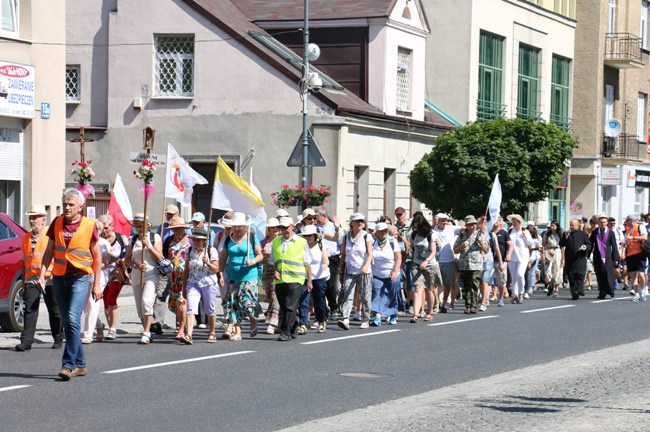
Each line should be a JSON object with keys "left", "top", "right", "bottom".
{"left": 40, "top": 102, "right": 50, "bottom": 119}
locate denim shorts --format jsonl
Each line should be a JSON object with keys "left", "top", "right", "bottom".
{"left": 481, "top": 260, "right": 494, "bottom": 283}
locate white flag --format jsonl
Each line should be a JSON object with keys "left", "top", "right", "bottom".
{"left": 487, "top": 174, "right": 502, "bottom": 231}
{"left": 165, "top": 143, "right": 208, "bottom": 206}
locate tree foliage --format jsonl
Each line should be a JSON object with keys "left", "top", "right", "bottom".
{"left": 410, "top": 118, "right": 577, "bottom": 219}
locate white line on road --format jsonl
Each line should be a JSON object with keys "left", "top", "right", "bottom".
{"left": 591, "top": 297, "right": 637, "bottom": 303}
{"left": 102, "top": 351, "right": 255, "bottom": 374}
{"left": 301, "top": 329, "right": 400, "bottom": 345}
{"left": 0, "top": 385, "right": 31, "bottom": 392}
{"left": 520, "top": 305, "right": 575, "bottom": 314}
{"left": 427, "top": 316, "right": 499, "bottom": 326}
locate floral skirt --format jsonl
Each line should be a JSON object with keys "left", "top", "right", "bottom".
{"left": 222, "top": 280, "right": 263, "bottom": 324}
{"left": 167, "top": 281, "right": 186, "bottom": 314}
{"left": 263, "top": 276, "right": 280, "bottom": 327}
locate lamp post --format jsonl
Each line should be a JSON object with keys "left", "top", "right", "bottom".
{"left": 300, "top": 0, "right": 311, "bottom": 200}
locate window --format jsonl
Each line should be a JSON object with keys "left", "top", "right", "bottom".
{"left": 396, "top": 47, "right": 412, "bottom": 112}
{"left": 642, "top": 1, "right": 649, "bottom": 49}
{"left": 0, "top": 0, "right": 18, "bottom": 38}
{"left": 66, "top": 66, "right": 80, "bottom": 102}
{"left": 478, "top": 31, "right": 505, "bottom": 120}
{"left": 517, "top": 44, "right": 540, "bottom": 120}
{"left": 383, "top": 168, "right": 396, "bottom": 216}
{"left": 0, "top": 180, "right": 21, "bottom": 223}
{"left": 605, "top": 84, "right": 614, "bottom": 124}
{"left": 550, "top": 55, "right": 572, "bottom": 132}
{"left": 608, "top": 0, "right": 616, "bottom": 34}
{"left": 154, "top": 34, "right": 194, "bottom": 97}
{"left": 353, "top": 166, "right": 368, "bottom": 215}
{"left": 638, "top": 93, "right": 647, "bottom": 142}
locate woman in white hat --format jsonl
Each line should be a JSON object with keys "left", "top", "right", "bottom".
{"left": 298, "top": 225, "right": 330, "bottom": 333}
{"left": 504, "top": 214, "right": 534, "bottom": 304}
{"left": 338, "top": 213, "right": 374, "bottom": 330}
{"left": 181, "top": 228, "right": 220, "bottom": 344}
{"left": 261, "top": 217, "right": 281, "bottom": 334}
{"left": 166, "top": 216, "right": 191, "bottom": 341}
{"left": 218, "top": 212, "right": 264, "bottom": 341}
{"left": 123, "top": 213, "right": 163, "bottom": 344}
{"left": 370, "top": 222, "right": 402, "bottom": 326}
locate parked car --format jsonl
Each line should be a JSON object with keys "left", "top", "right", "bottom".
{"left": 0, "top": 213, "right": 27, "bottom": 332}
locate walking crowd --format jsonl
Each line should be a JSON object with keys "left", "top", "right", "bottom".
{"left": 16, "top": 187, "right": 650, "bottom": 381}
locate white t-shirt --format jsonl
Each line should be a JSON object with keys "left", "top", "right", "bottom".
{"left": 308, "top": 243, "right": 330, "bottom": 280}
{"left": 344, "top": 230, "right": 371, "bottom": 274}
{"left": 372, "top": 237, "right": 400, "bottom": 279}
{"left": 434, "top": 225, "right": 462, "bottom": 263}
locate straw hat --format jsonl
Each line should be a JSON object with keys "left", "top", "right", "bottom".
{"left": 131, "top": 213, "right": 151, "bottom": 227}
{"left": 298, "top": 225, "right": 322, "bottom": 239}
{"left": 26, "top": 204, "right": 47, "bottom": 216}
{"left": 508, "top": 214, "right": 525, "bottom": 224}
{"left": 189, "top": 227, "right": 208, "bottom": 240}
{"left": 167, "top": 215, "right": 188, "bottom": 229}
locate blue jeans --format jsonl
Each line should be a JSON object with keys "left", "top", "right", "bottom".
{"left": 310, "top": 278, "right": 328, "bottom": 323}
{"left": 54, "top": 274, "right": 91, "bottom": 370}
{"left": 298, "top": 284, "right": 312, "bottom": 326}
{"left": 524, "top": 258, "right": 539, "bottom": 293}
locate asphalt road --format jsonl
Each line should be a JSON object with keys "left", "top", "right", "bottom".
{"left": 1, "top": 288, "right": 649, "bottom": 431}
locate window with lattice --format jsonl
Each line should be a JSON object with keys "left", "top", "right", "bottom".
{"left": 66, "top": 66, "right": 80, "bottom": 102}
{"left": 396, "top": 47, "right": 412, "bottom": 111}
{"left": 154, "top": 34, "right": 194, "bottom": 97}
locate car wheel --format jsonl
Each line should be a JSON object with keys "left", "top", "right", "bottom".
{"left": 0, "top": 279, "right": 24, "bottom": 332}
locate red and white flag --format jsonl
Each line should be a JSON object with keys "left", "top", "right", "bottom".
{"left": 107, "top": 173, "right": 133, "bottom": 236}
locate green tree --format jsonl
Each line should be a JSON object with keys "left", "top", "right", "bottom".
{"left": 410, "top": 118, "right": 577, "bottom": 219}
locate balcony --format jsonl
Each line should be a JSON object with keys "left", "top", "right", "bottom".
{"left": 550, "top": 114, "right": 573, "bottom": 133}
{"left": 476, "top": 99, "right": 506, "bottom": 121}
{"left": 602, "top": 133, "right": 641, "bottom": 159}
{"left": 516, "top": 107, "right": 542, "bottom": 121}
{"left": 604, "top": 33, "right": 643, "bottom": 68}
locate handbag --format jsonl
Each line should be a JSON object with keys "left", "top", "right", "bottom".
{"left": 155, "top": 258, "right": 173, "bottom": 276}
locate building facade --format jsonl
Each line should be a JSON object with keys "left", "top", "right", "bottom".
{"left": 1, "top": 0, "right": 66, "bottom": 224}
{"left": 66, "top": 0, "right": 452, "bottom": 223}
{"left": 571, "top": 0, "right": 650, "bottom": 222}
{"left": 423, "top": 0, "right": 576, "bottom": 226}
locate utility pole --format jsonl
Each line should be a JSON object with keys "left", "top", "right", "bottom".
{"left": 301, "top": 0, "right": 311, "bottom": 197}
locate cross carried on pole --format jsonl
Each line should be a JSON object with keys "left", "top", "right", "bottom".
{"left": 69, "top": 127, "right": 95, "bottom": 163}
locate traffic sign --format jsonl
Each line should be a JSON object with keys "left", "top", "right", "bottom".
{"left": 287, "top": 130, "right": 326, "bottom": 167}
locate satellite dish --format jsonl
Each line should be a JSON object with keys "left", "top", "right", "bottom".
{"left": 307, "top": 43, "right": 321, "bottom": 61}
{"left": 605, "top": 118, "right": 622, "bottom": 137}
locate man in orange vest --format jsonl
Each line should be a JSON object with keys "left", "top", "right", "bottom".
{"left": 15, "top": 205, "right": 63, "bottom": 352}
{"left": 623, "top": 214, "right": 648, "bottom": 302}
{"left": 39, "top": 188, "right": 102, "bottom": 381}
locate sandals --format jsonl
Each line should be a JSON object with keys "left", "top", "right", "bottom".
{"left": 222, "top": 331, "right": 233, "bottom": 340}
{"left": 207, "top": 333, "right": 217, "bottom": 343}
{"left": 409, "top": 316, "right": 419, "bottom": 323}
{"left": 229, "top": 334, "right": 242, "bottom": 341}
{"left": 175, "top": 332, "right": 185, "bottom": 340}
{"left": 250, "top": 325, "right": 258, "bottom": 338}
{"left": 423, "top": 314, "right": 433, "bottom": 322}
{"left": 182, "top": 334, "right": 193, "bottom": 345}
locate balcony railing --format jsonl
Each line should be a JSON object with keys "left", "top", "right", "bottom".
{"left": 549, "top": 114, "right": 573, "bottom": 133}
{"left": 516, "top": 107, "right": 542, "bottom": 121}
{"left": 602, "top": 133, "right": 640, "bottom": 159}
{"left": 604, "top": 33, "right": 643, "bottom": 68}
{"left": 476, "top": 99, "right": 506, "bottom": 121}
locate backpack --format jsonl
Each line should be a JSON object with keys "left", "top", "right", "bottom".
{"left": 641, "top": 238, "right": 650, "bottom": 255}
{"left": 343, "top": 231, "right": 369, "bottom": 254}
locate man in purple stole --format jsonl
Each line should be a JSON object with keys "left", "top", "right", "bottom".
{"left": 589, "top": 214, "right": 620, "bottom": 299}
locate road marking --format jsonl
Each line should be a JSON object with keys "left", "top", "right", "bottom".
{"left": 301, "top": 329, "right": 400, "bottom": 345}
{"left": 591, "top": 297, "right": 638, "bottom": 303}
{"left": 520, "top": 305, "right": 575, "bottom": 314}
{"left": 102, "top": 351, "right": 255, "bottom": 374}
{"left": 0, "top": 385, "right": 31, "bottom": 392}
{"left": 427, "top": 316, "right": 499, "bottom": 326}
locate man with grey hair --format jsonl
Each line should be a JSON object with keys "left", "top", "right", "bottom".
{"left": 39, "top": 188, "right": 102, "bottom": 380}
{"left": 623, "top": 214, "right": 648, "bottom": 301}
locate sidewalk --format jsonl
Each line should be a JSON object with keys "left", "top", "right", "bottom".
{"left": 0, "top": 286, "right": 269, "bottom": 348}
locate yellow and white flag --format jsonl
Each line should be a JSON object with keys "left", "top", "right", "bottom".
{"left": 211, "top": 156, "right": 265, "bottom": 215}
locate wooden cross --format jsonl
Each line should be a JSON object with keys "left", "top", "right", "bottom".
{"left": 69, "top": 127, "right": 95, "bottom": 162}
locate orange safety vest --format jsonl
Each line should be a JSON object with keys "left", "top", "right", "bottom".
{"left": 21, "top": 231, "right": 52, "bottom": 280}
{"left": 52, "top": 216, "right": 95, "bottom": 276}
{"left": 625, "top": 224, "right": 644, "bottom": 257}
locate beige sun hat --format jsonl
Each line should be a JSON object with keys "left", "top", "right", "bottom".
{"left": 508, "top": 214, "right": 525, "bottom": 224}
{"left": 26, "top": 204, "right": 48, "bottom": 216}
{"left": 278, "top": 216, "right": 294, "bottom": 227}
{"left": 166, "top": 215, "right": 188, "bottom": 229}
{"left": 298, "top": 225, "right": 322, "bottom": 239}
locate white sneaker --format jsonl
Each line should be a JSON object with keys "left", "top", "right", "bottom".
{"left": 337, "top": 319, "right": 350, "bottom": 330}
{"left": 265, "top": 325, "right": 275, "bottom": 335}
{"left": 523, "top": 292, "right": 530, "bottom": 299}
{"left": 359, "top": 321, "right": 370, "bottom": 329}
{"left": 478, "top": 304, "right": 487, "bottom": 312}
{"left": 310, "top": 321, "right": 320, "bottom": 330}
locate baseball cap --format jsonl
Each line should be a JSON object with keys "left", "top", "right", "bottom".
{"left": 191, "top": 212, "right": 205, "bottom": 222}
{"left": 278, "top": 216, "right": 294, "bottom": 227}
{"left": 165, "top": 204, "right": 180, "bottom": 214}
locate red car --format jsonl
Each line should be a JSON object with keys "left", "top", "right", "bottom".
{"left": 0, "top": 213, "right": 27, "bottom": 332}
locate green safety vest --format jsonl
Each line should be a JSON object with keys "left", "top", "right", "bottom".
{"left": 272, "top": 235, "right": 307, "bottom": 285}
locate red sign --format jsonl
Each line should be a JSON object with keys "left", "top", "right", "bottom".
{"left": 0, "top": 65, "right": 30, "bottom": 78}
